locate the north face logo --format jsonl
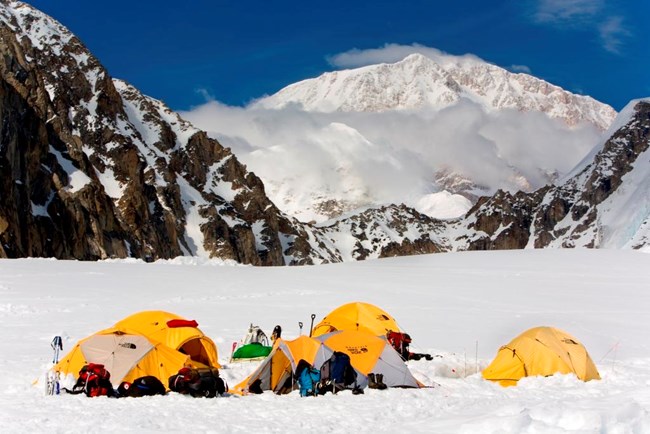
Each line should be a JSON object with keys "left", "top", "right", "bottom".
{"left": 346, "top": 346, "right": 369, "bottom": 354}
{"left": 119, "top": 342, "right": 137, "bottom": 349}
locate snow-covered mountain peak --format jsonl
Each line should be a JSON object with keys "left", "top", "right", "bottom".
{"left": 255, "top": 51, "right": 616, "bottom": 130}
{"left": 1, "top": 2, "right": 74, "bottom": 53}
{"left": 254, "top": 52, "right": 461, "bottom": 113}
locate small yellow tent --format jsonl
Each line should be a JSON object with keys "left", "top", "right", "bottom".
{"left": 53, "top": 311, "right": 220, "bottom": 390}
{"left": 316, "top": 330, "right": 422, "bottom": 388}
{"left": 311, "top": 302, "right": 402, "bottom": 337}
{"left": 482, "top": 326, "right": 601, "bottom": 387}
{"left": 232, "top": 335, "right": 334, "bottom": 395}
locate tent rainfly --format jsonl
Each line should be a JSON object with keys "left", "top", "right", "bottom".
{"left": 482, "top": 326, "right": 601, "bottom": 387}
{"left": 311, "top": 302, "right": 402, "bottom": 337}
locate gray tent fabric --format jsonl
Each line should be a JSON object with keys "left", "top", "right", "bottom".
{"left": 80, "top": 334, "right": 153, "bottom": 387}
{"left": 315, "top": 330, "right": 422, "bottom": 388}
{"left": 236, "top": 336, "right": 334, "bottom": 394}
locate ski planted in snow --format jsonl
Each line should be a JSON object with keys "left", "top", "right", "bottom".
{"left": 46, "top": 336, "right": 63, "bottom": 395}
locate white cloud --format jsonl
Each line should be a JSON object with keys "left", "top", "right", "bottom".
{"left": 327, "top": 43, "right": 484, "bottom": 69}
{"left": 599, "top": 16, "right": 631, "bottom": 54}
{"left": 181, "top": 98, "right": 601, "bottom": 222}
{"left": 533, "top": 0, "right": 603, "bottom": 24}
{"left": 530, "top": 0, "right": 631, "bottom": 54}
{"left": 195, "top": 87, "right": 215, "bottom": 102}
{"left": 509, "top": 64, "right": 532, "bottom": 74}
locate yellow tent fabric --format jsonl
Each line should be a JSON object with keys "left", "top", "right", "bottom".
{"left": 311, "top": 302, "right": 402, "bottom": 337}
{"left": 52, "top": 311, "right": 220, "bottom": 390}
{"left": 53, "top": 329, "right": 199, "bottom": 389}
{"left": 113, "top": 311, "right": 219, "bottom": 368}
{"left": 232, "top": 336, "right": 334, "bottom": 395}
{"left": 316, "top": 330, "right": 422, "bottom": 388}
{"left": 482, "top": 326, "right": 601, "bottom": 387}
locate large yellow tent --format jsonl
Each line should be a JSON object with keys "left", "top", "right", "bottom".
{"left": 316, "top": 330, "right": 422, "bottom": 388}
{"left": 52, "top": 311, "right": 220, "bottom": 390}
{"left": 113, "top": 311, "right": 219, "bottom": 368}
{"left": 311, "top": 302, "right": 402, "bottom": 337}
{"left": 482, "top": 326, "right": 601, "bottom": 387}
{"left": 232, "top": 335, "right": 334, "bottom": 395}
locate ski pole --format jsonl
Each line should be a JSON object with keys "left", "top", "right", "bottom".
{"left": 309, "top": 314, "right": 316, "bottom": 337}
{"left": 51, "top": 336, "right": 63, "bottom": 364}
{"left": 49, "top": 336, "right": 63, "bottom": 395}
{"left": 299, "top": 322, "right": 303, "bottom": 335}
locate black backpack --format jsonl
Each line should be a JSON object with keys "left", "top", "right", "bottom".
{"left": 319, "top": 351, "right": 357, "bottom": 393}
{"left": 169, "top": 367, "right": 226, "bottom": 398}
{"left": 118, "top": 376, "right": 166, "bottom": 397}
{"left": 196, "top": 368, "right": 227, "bottom": 397}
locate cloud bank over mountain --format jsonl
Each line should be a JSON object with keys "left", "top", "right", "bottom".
{"left": 183, "top": 97, "right": 602, "bottom": 222}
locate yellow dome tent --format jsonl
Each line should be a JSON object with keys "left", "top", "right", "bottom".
{"left": 52, "top": 311, "right": 220, "bottom": 390}
{"left": 311, "top": 302, "right": 402, "bottom": 337}
{"left": 232, "top": 335, "right": 334, "bottom": 395}
{"left": 316, "top": 330, "right": 423, "bottom": 388}
{"left": 482, "top": 326, "right": 601, "bottom": 387}
{"left": 113, "top": 311, "right": 219, "bottom": 368}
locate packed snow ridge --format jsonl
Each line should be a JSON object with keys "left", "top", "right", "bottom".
{"left": 254, "top": 53, "right": 616, "bottom": 130}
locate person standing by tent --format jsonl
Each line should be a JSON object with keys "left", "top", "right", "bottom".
{"left": 387, "top": 330, "right": 433, "bottom": 361}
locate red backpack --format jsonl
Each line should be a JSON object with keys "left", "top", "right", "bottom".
{"left": 74, "top": 363, "right": 114, "bottom": 397}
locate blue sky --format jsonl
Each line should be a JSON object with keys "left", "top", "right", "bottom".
{"left": 28, "top": 0, "right": 648, "bottom": 111}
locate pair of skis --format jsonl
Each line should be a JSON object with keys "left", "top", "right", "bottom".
{"left": 46, "top": 336, "right": 62, "bottom": 395}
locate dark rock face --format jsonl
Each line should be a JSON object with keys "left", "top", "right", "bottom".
{"left": 458, "top": 188, "right": 548, "bottom": 251}
{"left": 0, "top": 39, "right": 130, "bottom": 259}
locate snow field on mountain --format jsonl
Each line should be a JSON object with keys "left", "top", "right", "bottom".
{"left": 1, "top": 249, "right": 649, "bottom": 432}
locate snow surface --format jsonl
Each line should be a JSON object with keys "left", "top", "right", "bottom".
{"left": 1, "top": 249, "right": 649, "bottom": 433}
{"left": 417, "top": 191, "right": 473, "bottom": 220}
